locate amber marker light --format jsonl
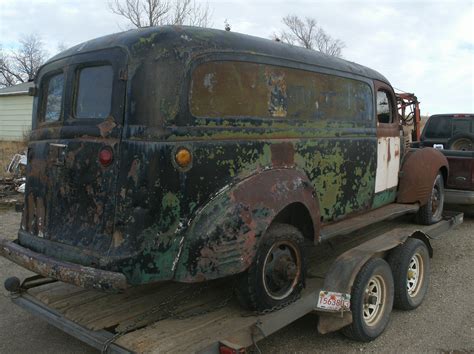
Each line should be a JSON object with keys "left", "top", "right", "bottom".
{"left": 175, "top": 147, "right": 192, "bottom": 168}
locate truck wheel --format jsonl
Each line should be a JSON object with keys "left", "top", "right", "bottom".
{"left": 342, "top": 258, "right": 394, "bottom": 342}
{"left": 416, "top": 172, "right": 444, "bottom": 225}
{"left": 235, "top": 223, "right": 306, "bottom": 311}
{"left": 387, "top": 238, "right": 430, "bottom": 310}
{"left": 447, "top": 133, "right": 474, "bottom": 151}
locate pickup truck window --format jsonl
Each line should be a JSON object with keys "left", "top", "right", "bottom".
{"left": 453, "top": 119, "right": 472, "bottom": 135}
{"left": 424, "top": 116, "right": 452, "bottom": 139}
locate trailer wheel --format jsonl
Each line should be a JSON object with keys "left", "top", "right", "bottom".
{"left": 342, "top": 258, "right": 394, "bottom": 342}
{"left": 387, "top": 238, "right": 430, "bottom": 310}
{"left": 416, "top": 172, "right": 444, "bottom": 225}
{"left": 236, "top": 223, "right": 306, "bottom": 311}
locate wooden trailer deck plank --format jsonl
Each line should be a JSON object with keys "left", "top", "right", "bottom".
{"left": 115, "top": 278, "right": 324, "bottom": 353}
{"left": 30, "top": 282, "right": 90, "bottom": 305}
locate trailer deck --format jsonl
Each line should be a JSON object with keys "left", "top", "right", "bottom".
{"left": 6, "top": 212, "right": 463, "bottom": 353}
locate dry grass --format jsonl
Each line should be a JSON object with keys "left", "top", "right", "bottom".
{"left": 0, "top": 141, "right": 27, "bottom": 178}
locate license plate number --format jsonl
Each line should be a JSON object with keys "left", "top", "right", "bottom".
{"left": 317, "top": 290, "right": 351, "bottom": 311}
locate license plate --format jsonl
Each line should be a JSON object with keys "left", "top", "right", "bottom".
{"left": 317, "top": 290, "right": 351, "bottom": 311}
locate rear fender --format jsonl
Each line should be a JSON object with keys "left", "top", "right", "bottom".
{"left": 397, "top": 148, "right": 448, "bottom": 205}
{"left": 173, "top": 168, "right": 320, "bottom": 282}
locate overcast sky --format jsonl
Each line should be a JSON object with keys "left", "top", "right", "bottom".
{"left": 1, "top": 0, "right": 473, "bottom": 114}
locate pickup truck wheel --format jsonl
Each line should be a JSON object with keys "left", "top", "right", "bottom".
{"left": 235, "top": 223, "right": 306, "bottom": 311}
{"left": 342, "top": 258, "right": 394, "bottom": 342}
{"left": 447, "top": 133, "right": 474, "bottom": 151}
{"left": 416, "top": 172, "right": 444, "bottom": 225}
{"left": 387, "top": 238, "right": 430, "bottom": 310}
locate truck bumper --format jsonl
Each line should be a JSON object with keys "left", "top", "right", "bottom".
{"left": 445, "top": 189, "right": 474, "bottom": 205}
{"left": 0, "top": 238, "right": 128, "bottom": 292}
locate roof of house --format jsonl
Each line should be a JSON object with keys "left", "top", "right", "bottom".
{"left": 0, "top": 82, "right": 34, "bottom": 97}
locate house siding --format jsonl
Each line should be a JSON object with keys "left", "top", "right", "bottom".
{"left": 0, "top": 95, "right": 33, "bottom": 141}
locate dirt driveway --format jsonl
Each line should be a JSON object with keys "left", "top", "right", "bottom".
{"left": 0, "top": 207, "right": 473, "bottom": 353}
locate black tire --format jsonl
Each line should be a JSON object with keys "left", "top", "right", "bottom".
{"left": 447, "top": 133, "right": 474, "bottom": 151}
{"left": 235, "top": 223, "right": 306, "bottom": 311}
{"left": 387, "top": 238, "right": 430, "bottom": 311}
{"left": 342, "top": 258, "right": 394, "bottom": 342}
{"left": 416, "top": 172, "right": 444, "bottom": 225}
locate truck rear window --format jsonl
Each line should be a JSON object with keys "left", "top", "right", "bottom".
{"left": 424, "top": 116, "right": 473, "bottom": 139}
{"left": 44, "top": 73, "right": 64, "bottom": 122}
{"left": 75, "top": 65, "right": 113, "bottom": 119}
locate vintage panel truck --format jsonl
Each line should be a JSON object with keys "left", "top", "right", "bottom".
{"left": 0, "top": 26, "right": 462, "bottom": 351}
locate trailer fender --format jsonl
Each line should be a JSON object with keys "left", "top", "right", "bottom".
{"left": 397, "top": 148, "right": 448, "bottom": 205}
{"left": 317, "top": 228, "right": 427, "bottom": 334}
{"left": 173, "top": 168, "right": 320, "bottom": 283}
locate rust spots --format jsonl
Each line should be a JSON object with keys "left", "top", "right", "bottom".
{"left": 271, "top": 142, "right": 295, "bottom": 167}
{"left": 97, "top": 116, "right": 117, "bottom": 138}
{"left": 387, "top": 141, "right": 391, "bottom": 162}
{"left": 397, "top": 148, "right": 449, "bottom": 204}
{"left": 127, "top": 159, "right": 140, "bottom": 185}
{"left": 265, "top": 69, "right": 287, "bottom": 118}
{"left": 112, "top": 231, "right": 124, "bottom": 248}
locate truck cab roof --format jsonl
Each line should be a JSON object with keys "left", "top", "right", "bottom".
{"left": 48, "top": 26, "right": 390, "bottom": 85}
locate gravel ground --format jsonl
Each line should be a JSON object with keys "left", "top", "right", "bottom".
{"left": 0, "top": 206, "right": 473, "bottom": 353}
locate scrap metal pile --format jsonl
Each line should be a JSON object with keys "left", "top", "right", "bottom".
{"left": 1, "top": 152, "right": 27, "bottom": 199}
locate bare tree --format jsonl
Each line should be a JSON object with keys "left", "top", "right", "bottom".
{"left": 108, "top": 0, "right": 213, "bottom": 28}
{"left": 274, "top": 15, "right": 345, "bottom": 57}
{"left": 0, "top": 45, "right": 19, "bottom": 87}
{"left": 0, "top": 35, "right": 47, "bottom": 88}
{"left": 172, "top": 0, "right": 212, "bottom": 27}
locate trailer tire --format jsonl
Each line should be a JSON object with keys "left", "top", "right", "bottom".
{"left": 235, "top": 223, "right": 306, "bottom": 311}
{"left": 342, "top": 258, "right": 394, "bottom": 342}
{"left": 416, "top": 172, "right": 444, "bottom": 225}
{"left": 387, "top": 238, "right": 430, "bottom": 310}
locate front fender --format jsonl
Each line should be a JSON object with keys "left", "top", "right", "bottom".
{"left": 173, "top": 168, "right": 319, "bottom": 282}
{"left": 397, "top": 148, "right": 448, "bottom": 205}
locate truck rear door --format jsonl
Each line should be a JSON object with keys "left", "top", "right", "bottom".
{"left": 21, "top": 47, "right": 127, "bottom": 257}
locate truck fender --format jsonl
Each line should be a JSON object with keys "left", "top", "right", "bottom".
{"left": 397, "top": 148, "right": 448, "bottom": 205}
{"left": 173, "top": 168, "right": 320, "bottom": 282}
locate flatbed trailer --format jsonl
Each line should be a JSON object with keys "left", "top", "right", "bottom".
{"left": 4, "top": 211, "right": 463, "bottom": 353}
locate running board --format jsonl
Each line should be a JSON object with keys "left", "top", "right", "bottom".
{"left": 320, "top": 203, "right": 420, "bottom": 241}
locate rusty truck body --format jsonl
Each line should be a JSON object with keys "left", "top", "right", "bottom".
{"left": 0, "top": 26, "right": 449, "bottom": 311}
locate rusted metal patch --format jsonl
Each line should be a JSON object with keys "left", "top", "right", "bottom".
{"left": 0, "top": 238, "right": 127, "bottom": 291}
{"left": 397, "top": 148, "right": 449, "bottom": 204}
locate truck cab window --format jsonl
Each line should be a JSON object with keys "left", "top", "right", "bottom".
{"left": 377, "top": 90, "right": 392, "bottom": 124}
{"left": 44, "top": 73, "right": 64, "bottom": 122}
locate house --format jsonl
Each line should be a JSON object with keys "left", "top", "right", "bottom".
{"left": 0, "top": 82, "right": 34, "bottom": 141}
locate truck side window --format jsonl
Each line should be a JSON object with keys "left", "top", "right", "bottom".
{"left": 377, "top": 90, "right": 392, "bottom": 124}
{"left": 190, "top": 61, "right": 373, "bottom": 123}
{"left": 43, "top": 73, "right": 64, "bottom": 122}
